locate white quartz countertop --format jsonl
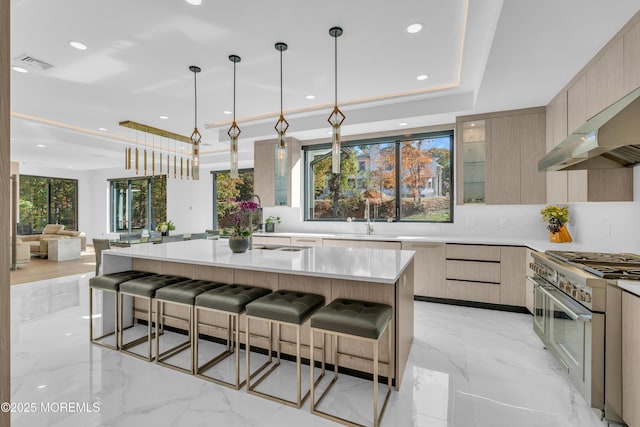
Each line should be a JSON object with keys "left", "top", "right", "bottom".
{"left": 104, "top": 239, "right": 415, "bottom": 284}
{"left": 618, "top": 280, "right": 640, "bottom": 298}
{"left": 252, "top": 232, "right": 618, "bottom": 253}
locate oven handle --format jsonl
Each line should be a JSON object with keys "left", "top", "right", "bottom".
{"left": 537, "top": 284, "right": 591, "bottom": 322}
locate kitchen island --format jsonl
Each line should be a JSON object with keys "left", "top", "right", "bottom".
{"left": 100, "top": 239, "right": 415, "bottom": 388}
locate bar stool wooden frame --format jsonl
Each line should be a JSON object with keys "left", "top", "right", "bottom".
{"left": 245, "top": 316, "right": 325, "bottom": 408}
{"left": 310, "top": 320, "right": 393, "bottom": 427}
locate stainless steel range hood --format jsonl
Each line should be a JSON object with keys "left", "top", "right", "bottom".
{"left": 538, "top": 86, "right": 640, "bottom": 171}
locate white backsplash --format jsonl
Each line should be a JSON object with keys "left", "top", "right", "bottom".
{"left": 264, "top": 165, "right": 640, "bottom": 253}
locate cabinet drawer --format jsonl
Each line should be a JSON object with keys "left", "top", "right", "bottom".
{"left": 323, "top": 239, "right": 359, "bottom": 248}
{"left": 290, "top": 236, "right": 323, "bottom": 247}
{"left": 446, "top": 260, "right": 500, "bottom": 283}
{"left": 252, "top": 236, "right": 291, "bottom": 245}
{"left": 446, "top": 244, "right": 501, "bottom": 261}
{"left": 360, "top": 241, "right": 401, "bottom": 250}
{"left": 446, "top": 280, "right": 501, "bottom": 304}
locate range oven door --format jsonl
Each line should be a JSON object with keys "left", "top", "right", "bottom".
{"left": 529, "top": 276, "right": 549, "bottom": 341}
{"left": 541, "top": 285, "right": 593, "bottom": 401}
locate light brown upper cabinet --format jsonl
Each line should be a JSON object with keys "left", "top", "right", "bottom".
{"left": 456, "top": 108, "right": 546, "bottom": 205}
{"left": 544, "top": 13, "right": 638, "bottom": 203}
{"left": 253, "top": 137, "right": 301, "bottom": 207}
{"left": 624, "top": 17, "right": 640, "bottom": 96}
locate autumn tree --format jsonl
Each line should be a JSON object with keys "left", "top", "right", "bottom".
{"left": 401, "top": 140, "right": 433, "bottom": 202}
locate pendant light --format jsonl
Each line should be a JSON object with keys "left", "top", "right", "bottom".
{"left": 228, "top": 55, "right": 241, "bottom": 178}
{"left": 328, "top": 26, "right": 345, "bottom": 174}
{"left": 274, "top": 42, "right": 289, "bottom": 177}
{"left": 189, "top": 65, "right": 202, "bottom": 180}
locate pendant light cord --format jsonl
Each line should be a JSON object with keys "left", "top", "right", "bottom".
{"left": 280, "top": 49, "right": 283, "bottom": 115}
{"left": 193, "top": 70, "right": 198, "bottom": 127}
{"left": 334, "top": 34, "right": 338, "bottom": 108}
{"left": 233, "top": 61, "right": 237, "bottom": 123}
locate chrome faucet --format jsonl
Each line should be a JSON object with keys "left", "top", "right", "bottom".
{"left": 364, "top": 199, "right": 374, "bottom": 235}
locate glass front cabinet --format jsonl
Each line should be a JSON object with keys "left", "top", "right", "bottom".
{"left": 457, "top": 119, "right": 486, "bottom": 204}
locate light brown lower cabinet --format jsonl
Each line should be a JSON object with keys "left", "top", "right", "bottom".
{"left": 444, "top": 244, "right": 526, "bottom": 307}
{"left": 622, "top": 291, "right": 640, "bottom": 427}
{"left": 402, "top": 242, "right": 446, "bottom": 298}
{"left": 252, "top": 235, "right": 291, "bottom": 246}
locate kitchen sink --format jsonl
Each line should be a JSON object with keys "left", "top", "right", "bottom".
{"left": 252, "top": 245, "right": 307, "bottom": 251}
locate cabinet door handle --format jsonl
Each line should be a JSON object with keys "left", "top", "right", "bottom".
{"left": 407, "top": 243, "right": 442, "bottom": 249}
{"left": 294, "top": 239, "right": 318, "bottom": 243}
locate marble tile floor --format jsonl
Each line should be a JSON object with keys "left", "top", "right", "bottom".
{"left": 9, "top": 273, "right": 610, "bottom": 427}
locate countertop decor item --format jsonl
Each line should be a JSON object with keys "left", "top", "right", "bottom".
{"left": 229, "top": 200, "right": 260, "bottom": 253}
{"left": 156, "top": 220, "right": 175, "bottom": 236}
{"left": 541, "top": 205, "right": 572, "bottom": 243}
{"left": 264, "top": 216, "right": 281, "bottom": 233}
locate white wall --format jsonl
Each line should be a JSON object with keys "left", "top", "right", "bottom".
{"left": 264, "top": 165, "right": 640, "bottom": 252}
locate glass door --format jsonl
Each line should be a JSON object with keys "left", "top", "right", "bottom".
{"left": 461, "top": 120, "right": 486, "bottom": 203}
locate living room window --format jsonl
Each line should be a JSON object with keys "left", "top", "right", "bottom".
{"left": 18, "top": 175, "right": 78, "bottom": 234}
{"left": 212, "top": 169, "right": 256, "bottom": 233}
{"left": 303, "top": 130, "right": 453, "bottom": 222}
{"left": 109, "top": 176, "right": 166, "bottom": 233}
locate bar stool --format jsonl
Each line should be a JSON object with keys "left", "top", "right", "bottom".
{"left": 309, "top": 299, "right": 393, "bottom": 427}
{"left": 194, "top": 284, "right": 271, "bottom": 389}
{"left": 155, "top": 280, "right": 225, "bottom": 374}
{"left": 88, "top": 270, "right": 155, "bottom": 350}
{"left": 119, "top": 274, "right": 191, "bottom": 361}
{"left": 245, "top": 290, "right": 325, "bottom": 408}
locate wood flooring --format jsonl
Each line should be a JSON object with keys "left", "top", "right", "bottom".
{"left": 10, "top": 247, "right": 96, "bottom": 285}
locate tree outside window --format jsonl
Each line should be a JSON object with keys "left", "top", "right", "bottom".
{"left": 305, "top": 131, "right": 452, "bottom": 222}
{"left": 19, "top": 175, "right": 78, "bottom": 234}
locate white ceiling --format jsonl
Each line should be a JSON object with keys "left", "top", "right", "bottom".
{"left": 9, "top": 0, "right": 640, "bottom": 171}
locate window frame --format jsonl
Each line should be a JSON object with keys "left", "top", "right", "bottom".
{"left": 108, "top": 175, "right": 166, "bottom": 233}
{"left": 18, "top": 175, "right": 79, "bottom": 234}
{"left": 303, "top": 130, "right": 454, "bottom": 223}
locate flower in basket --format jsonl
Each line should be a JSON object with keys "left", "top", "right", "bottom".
{"left": 156, "top": 220, "right": 175, "bottom": 233}
{"left": 541, "top": 205, "right": 570, "bottom": 233}
{"left": 230, "top": 200, "right": 261, "bottom": 237}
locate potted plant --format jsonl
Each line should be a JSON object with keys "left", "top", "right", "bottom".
{"left": 229, "top": 200, "right": 261, "bottom": 253}
{"left": 541, "top": 205, "right": 572, "bottom": 243}
{"left": 264, "top": 216, "right": 281, "bottom": 233}
{"left": 156, "top": 220, "right": 175, "bottom": 236}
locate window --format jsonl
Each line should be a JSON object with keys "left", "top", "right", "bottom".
{"left": 110, "top": 176, "right": 166, "bottom": 233}
{"left": 304, "top": 131, "right": 453, "bottom": 222}
{"left": 19, "top": 175, "right": 78, "bottom": 234}
{"left": 212, "top": 169, "right": 260, "bottom": 233}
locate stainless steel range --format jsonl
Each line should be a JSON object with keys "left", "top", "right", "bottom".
{"left": 529, "top": 250, "right": 640, "bottom": 424}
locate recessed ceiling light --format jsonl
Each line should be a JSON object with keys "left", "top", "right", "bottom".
{"left": 98, "top": 127, "right": 107, "bottom": 131}
{"left": 68, "top": 40, "right": 88, "bottom": 50}
{"left": 406, "top": 23, "right": 424, "bottom": 34}
{"left": 67, "top": 165, "right": 73, "bottom": 169}
{"left": 159, "top": 115, "right": 169, "bottom": 120}
{"left": 12, "top": 66, "right": 28, "bottom": 73}
{"left": 36, "top": 144, "right": 45, "bottom": 148}
{"left": 37, "top": 385, "right": 47, "bottom": 389}
{"left": 417, "top": 74, "right": 429, "bottom": 81}
{"left": 305, "top": 95, "right": 316, "bottom": 100}
{"left": 223, "top": 110, "right": 232, "bottom": 115}
{"left": 399, "top": 122, "right": 408, "bottom": 127}
{"left": 185, "top": 0, "right": 202, "bottom": 5}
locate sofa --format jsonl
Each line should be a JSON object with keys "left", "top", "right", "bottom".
{"left": 19, "top": 224, "right": 87, "bottom": 255}
{"left": 10, "top": 238, "right": 30, "bottom": 267}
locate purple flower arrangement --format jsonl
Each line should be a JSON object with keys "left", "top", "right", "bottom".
{"left": 230, "top": 200, "right": 261, "bottom": 237}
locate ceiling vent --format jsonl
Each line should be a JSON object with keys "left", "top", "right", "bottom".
{"left": 13, "top": 53, "right": 53, "bottom": 71}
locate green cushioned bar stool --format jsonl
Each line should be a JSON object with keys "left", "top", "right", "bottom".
{"left": 119, "top": 274, "right": 191, "bottom": 361}
{"left": 155, "top": 280, "right": 225, "bottom": 374}
{"left": 88, "top": 271, "right": 155, "bottom": 350}
{"left": 245, "top": 290, "right": 325, "bottom": 408}
{"left": 194, "top": 284, "right": 271, "bottom": 389}
{"left": 309, "top": 299, "right": 393, "bottom": 427}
